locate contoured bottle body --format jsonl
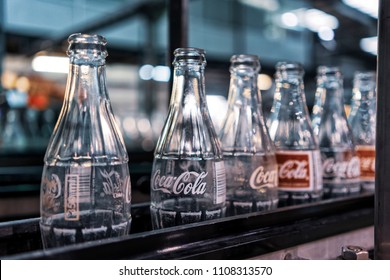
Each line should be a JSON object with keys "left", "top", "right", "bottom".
{"left": 219, "top": 55, "right": 278, "bottom": 215}
{"left": 269, "top": 62, "right": 323, "bottom": 206}
{"left": 348, "top": 71, "right": 376, "bottom": 192}
{"left": 150, "top": 48, "right": 226, "bottom": 229}
{"left": 40, "top": 34, "right": 131, "bottom": 248}
{"left": 312, "top": 66, "right": 360, "bottom": 199}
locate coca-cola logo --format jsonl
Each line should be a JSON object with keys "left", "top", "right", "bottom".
{"left": 249, "top": 166, "right": 278, "bottom": 190}
{"left": 152, "top": 169, "right": 208, "bottom": 195}
{"left": 323, "top": 156, "right": 360, "bottom": 179}
{"left": 279, "top": 160, "right": 309, "bottom": 181}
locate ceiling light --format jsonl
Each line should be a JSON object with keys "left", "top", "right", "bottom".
{"left": 304, "top": 9, "right": 339, "bottom": 32}
{"left": 152, "top": 66, "right": 171, "bottom": 82}
{"left": 280, "top": 9, "right": 339, "bottom": 33}
{"left": 32, "top": 55, "right": 69, "bottom": 73}
{"left": 343, "top": 0, "right": 378, "bottom": 18}
{"left": 281, "top": 12, "right": 299, "bottom": 28}
{"left": 239, "top": 0, "right": 279, "bottom": 12}
{"left": 360, "top": 36, "right": 378, "bottom": 55}
{"left": 139, "top": 64, "right": 154, "bottom": 80}
{"left": 318, "top": 26, "right": 335, "bottom": 41}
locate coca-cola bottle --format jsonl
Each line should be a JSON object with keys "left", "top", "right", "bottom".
{"left": 219, "top": 54, "right": 278, "bottom": 215}
{"left": 268, "top": 62, "right": 322, "bottom": 206}
{"left": 150, "top": 48, "right": 226, "bottom": 229}
{"left": 311, "top": 66, "right": 360, "bottom": 198}
{"left": 348, "top": 71, "right": 376, "bottom": 192}
{"left": 40, "top": 34, "right": 131, "bottom": 248}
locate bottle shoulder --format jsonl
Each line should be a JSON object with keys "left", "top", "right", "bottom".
{"left": 45, "top": 100, "right": 128, "bottom": 162}
{"left": 268, "top": 117, "right": 318, "bottom": 150}
{"left": 44, "top": 155, "right": 129, "bottom": 166}
{"left": 219, "top": 111, "right": 274, "bottom": 152}
{"left": 155, "top": 102, "right": 222, "bottom": 159}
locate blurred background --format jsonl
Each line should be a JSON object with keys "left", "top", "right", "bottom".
{"left": 0, "top": 0, "right": 378, "bottom": 221}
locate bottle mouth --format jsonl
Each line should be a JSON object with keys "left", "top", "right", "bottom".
{"left": 275, "top": 61, "right": 304, "bottom": 80}
{"left": 353, "top": 71, "right": 376, "bottom": 97}
{"left": 276, "top": 61, "right": 304, "bottom": 72}
{"left": 354, "top": 71, "right": 376, "bottom": 82}
{"left": 317, "top": 65, "right": 341, "bottom": 77}
{"left": 173, "top": 47, "right": 206, "bottom": 66}
{"left": 67, "top": 33, "right": 108, "bottom": 60}
{"left": 68, "top": 33, "right": 107, "bottom": 45}
{"left": 230, "top": 54, "right": 260, "bottom": 74}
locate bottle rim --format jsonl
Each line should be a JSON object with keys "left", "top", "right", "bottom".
{"left": 67, "top": 33, "right": 108, "bottom": 60}
{"left": 317, "top": 65, "right": 341, "bottom": 76}
{"left": 173, "top": 47, "right": 206, "bottom": 66}
{"left": 230, "top": 54, "right": 260, "bottom": 73}
{"left": 275, "top": 61, "right": 304, "bottom": 73}
{"left": 353, "top": 70, "right": 376, "bottom": 81}
{"left": 68, "top": 33, "right": 107, "bottom": 45}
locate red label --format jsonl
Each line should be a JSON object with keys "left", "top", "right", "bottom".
{"left": 276, "top": 152, "right": 308, "bottom": 189}
{"left": 356, "top": 145, "right": 375, "bottom": 181}
{"left": 275, "top": 150, "right": 322, "bottom": 191}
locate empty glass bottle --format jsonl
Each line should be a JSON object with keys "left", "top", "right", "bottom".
{"left": 40, "top": 34, "right": 131, "bottom": 248}
{"left": 312, "top": 66, "right": 360, "bottom": 198}
{"left": 219, "top": 54, "right": 278, "bottom": 215}
{"left": 268, "top": 62, "right": 323, "bottom": 206}
{"left": 150, "top": 48, "right": 226, "bottom": 229}
{"left": 348, "top": 71, "right": 376, "bottom": 192}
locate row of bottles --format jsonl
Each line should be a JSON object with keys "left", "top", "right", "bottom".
{"left": 311, "top": 67, "right": 376, "bottom": 199}
{"left": 150, "top": 50, "right": 376, "bottom": 228}
{"left": 0, "top": 74, "right": 56, "bottom": 151}
{"left": 40, "top": 34, "right": 376, "bottom": 249}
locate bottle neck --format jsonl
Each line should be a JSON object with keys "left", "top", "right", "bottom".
{"left": 353, "top": 72, "right": 376, "bottom": 101}
{"left": 353, "top": 86, "right": 376, "bottom": 102}
{"left": 269, "top": 71, "right": 318, "bottom": 148}
{"left": 228, "top": 70, "right": 259, "bottom": 106}
{"left": 65, "top": 62, "right": 107, "bottom": 105}
{"left": 171, "top": 64, "right": 206, "bottom": 106}
{"left": 317, "top": 75, "right": 345, "bottom": 111}
{"left": 275, "top": 74, "right": 306, "bottom": 110}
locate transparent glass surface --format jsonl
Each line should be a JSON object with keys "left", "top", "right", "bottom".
{"left": 268, "top": 62, "right": 323, "bottom": 206}
{"left": 150, "top": 48, "right": 226, "bottom": 229}
{"left": 311, "top": 66, "right": 360, "bottom": 199}
{"left": 40, "top": 34, "right": 131, "bottom": 248}
{"left": 219, "top": 54, "right": 278, "bottom": 215}
{"left": 348, "top": 71, "right": 376, "bottom": 192}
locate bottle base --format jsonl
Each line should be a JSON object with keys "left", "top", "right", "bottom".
{"left": 323, "top": 183, "right": 361, "bottom": 199}
{"left": 278, "top": 191, "right": 323, "bottom": 207}
{"left": 361, "top": 181, "right": 375, "bottom": 192}
{"left": 150, "top": 198, "right": 226, "bottom": 229}
{"left": 226, "top": 199, "right": 278, "bottom": 216}
{"left": 40, "top": 210, "right": 131, "bottom": 249}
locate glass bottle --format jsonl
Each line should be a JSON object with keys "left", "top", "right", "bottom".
{"left": 312, "top": 66, "right": 360, "bottom": 198}
{"left": 40, "top": 34, "right": 131, "bottom": 248}
{"left": 219, "top": 54, "right": 278, "bottom": 215}
{"left": 268, "top": 62, "right": 322, "bottom": 206}
{"left": 150, "top": 48, "right": 226, "bottom": 229}
{"left": 348, "top": 71, "right": 376, "bottom": 192}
